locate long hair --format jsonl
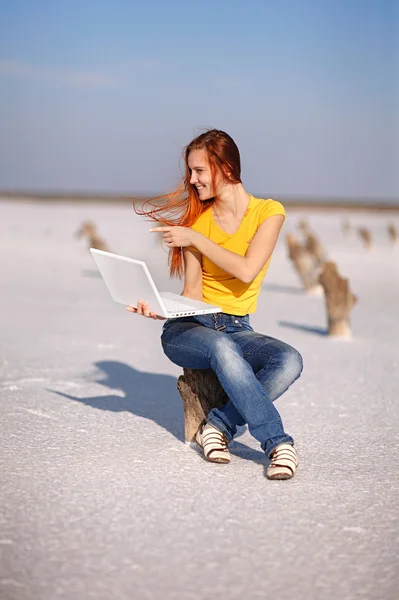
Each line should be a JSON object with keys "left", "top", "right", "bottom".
{"left": 134, "top": 129, "right": 242, "bottom": 278}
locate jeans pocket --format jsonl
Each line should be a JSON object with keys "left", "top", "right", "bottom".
{"left": 237, "top": 315, "right": 253, "bottom": 331}
{"left": 231, "top": 318, "right": 243, "bottom": 328}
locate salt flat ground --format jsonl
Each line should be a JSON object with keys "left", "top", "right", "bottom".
{"left": 1, "top": 200, "right": 398, "bottom": 600}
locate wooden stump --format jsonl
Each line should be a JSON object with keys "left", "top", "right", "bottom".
{"left": 319, "top": 261, "right": 358, "bottom": 337}
{"left": 358, "top": 227, "right": 373, "bottom": 250}
{"left": 176, "top": 368, "right": 227, "bottom": 442}
{"left": 286, "top": 233, "right": 321, "bottom": 293}
{"left": 388, "top": 223, "right": 398, "bottom": 244}
{"left": 75, "top": 221, "right": 109, "bottom": 251}
{"left": 304, "top": 231, "right": 327, "bottom": 267}
{"left": 297, "top": 218, "right": 310, "bottom": 235}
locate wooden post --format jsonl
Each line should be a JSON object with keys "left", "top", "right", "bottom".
{"left": 388, "top": 223, "right": 398, "bottom": 245}
{"left": 286, "top": 233, "right": 321, "bottom": 293}
{"left": 75, "top": 221, "right": 109, "bottom": 251}
{"left": 297, "top": 218, "right": 310, "bottom": 235}
{"left": 304, "top": 231, "right": 327, "bottom": 267}
{"left": 319, "top": 261, "right": 358, "bottom": 337}
{"left": 358, "top": 228, "right": 373, "bottom": 250}
{"left": 176, "top": 368, "right": 227, "bottom": 442}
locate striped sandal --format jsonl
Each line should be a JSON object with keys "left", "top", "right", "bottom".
{"left": 266, "top": 444, "right": 298, "bottom": 480}
{"left": 195, "top": 422, "right": 231, "bottom": 464}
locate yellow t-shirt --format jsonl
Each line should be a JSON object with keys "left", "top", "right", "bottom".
{"left": 189, "top": 195, "right": 285, "bottom": 315}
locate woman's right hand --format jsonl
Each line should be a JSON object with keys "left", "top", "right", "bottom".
{"left": 125, "top": 300, "right": 166, "bottom": 320}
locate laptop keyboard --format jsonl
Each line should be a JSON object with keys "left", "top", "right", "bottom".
{"left": 162, "top": 298, "right": 198, "bottom": 313}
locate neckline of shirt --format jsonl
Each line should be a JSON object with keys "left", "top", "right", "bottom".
{"left": 211, "top": 194, "right": 253, "bottom": 238}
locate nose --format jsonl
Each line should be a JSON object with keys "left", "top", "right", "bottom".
{"left": 190, "top": 171, "right": 198, "bottom": 185}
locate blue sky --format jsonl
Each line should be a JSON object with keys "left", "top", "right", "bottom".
{"left": 0, "top": 0, "right": 397, "bottom": 198}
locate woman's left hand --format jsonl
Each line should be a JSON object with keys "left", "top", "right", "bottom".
{"left": 149, "top": 226, "right": 194, "bottom": 248}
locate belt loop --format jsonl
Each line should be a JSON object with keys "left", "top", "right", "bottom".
{"left": 214, "top": 312, "right": 226, "bottom": 331}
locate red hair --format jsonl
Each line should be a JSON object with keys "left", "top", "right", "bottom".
{"left": 134, "top": 129, "right": 242, "bottom": 278}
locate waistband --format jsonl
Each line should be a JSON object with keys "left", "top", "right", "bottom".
{"left": 209, "top": 312, "right": 250, "bottom": 331}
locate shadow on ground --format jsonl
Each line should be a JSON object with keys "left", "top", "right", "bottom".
{"left": 279, "top": 320, "right": 327, "bottom": 336}
{"left": 49, "top": 361, "right": 260, "bottom": 459}
{"left": 187, "top": 421, "right": 264, "bottom": 463}
{"left": 81, "top": 268, "right": 102, "bottom": 278}
{"left": 230, "top": 441, "right": 266, "bottom": 463}
{"left": 49, "top": 360, "right": 186, "bottom": 442}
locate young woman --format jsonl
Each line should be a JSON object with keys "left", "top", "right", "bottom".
{"left": 129, "top": 129, "right": 303, "bottom": 480}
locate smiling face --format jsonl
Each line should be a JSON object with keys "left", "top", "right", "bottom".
{"left": 188, "top": 148, "right": 221, "bottom": 201}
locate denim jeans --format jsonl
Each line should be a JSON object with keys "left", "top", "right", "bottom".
{"left": 161, "top": 312, "right": 303, "bottom": 457}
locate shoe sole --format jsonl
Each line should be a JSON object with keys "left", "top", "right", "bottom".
{"left": 195, "top": 440, "right": 231, "bottom": 464}
{"left": 266, "top": 471, "right": 294, "bottom": 480}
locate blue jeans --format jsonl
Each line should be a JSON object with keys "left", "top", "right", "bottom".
{"left": 161, "top": 313, "right": 303, "bottom": 457}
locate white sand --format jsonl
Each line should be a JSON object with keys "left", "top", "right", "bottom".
{"left": 1, "top": 200, "right": 398, "bottom": 600}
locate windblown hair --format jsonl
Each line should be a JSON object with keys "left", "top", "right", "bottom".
{"left": 134, "top": 129, "right": 242, "bottom": 277}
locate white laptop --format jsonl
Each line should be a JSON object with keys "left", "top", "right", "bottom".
{"left": 90, "top": 248, "right": 222, "bottom": 319}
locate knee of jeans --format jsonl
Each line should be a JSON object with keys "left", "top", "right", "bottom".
{"left": 282, "top": 347, "right": 303, "bottom": 381}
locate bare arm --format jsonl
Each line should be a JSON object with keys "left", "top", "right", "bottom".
{"left": 150, "top": 214, "right": 285, "bottom": 284}
{"left": 181, "top": 248, "right": 203, "bottom": 300}
{"left": 191, "top": 214, "right": 285, "bottom": 283}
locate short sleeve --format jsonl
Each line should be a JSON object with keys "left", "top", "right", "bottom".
{"left": 258, "top": 199, "right": 286, "bottom": 226}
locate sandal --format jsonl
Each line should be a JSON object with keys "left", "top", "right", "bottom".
{"left": 266, "top": 444, "right": 298, "bottom": 480}
{"left": 195, "top": 422, "right": 231, "bottom": 464}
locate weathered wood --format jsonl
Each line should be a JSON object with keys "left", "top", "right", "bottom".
{"left": 358, "top": 227, "right": 373, "bottom": 249}
{"left": 176, "top": 368, "right": 227, "bottom": 442}
{"left": 286, "top": 233, "right": 321, "bottom": 293}
{"left": 319, "top": 261, "right": 358, "bottom": 337}
{"left": 304, "top": 231, "right": 327, "bottom": 267}
{"left": 297, "top": 218, "right": 310, "bottom": 235}
{"left": 388, "top": 223, "right": 398, "bottom": 244}
{"left": 75, "top": 221, "right": 109, "bottom": 251}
